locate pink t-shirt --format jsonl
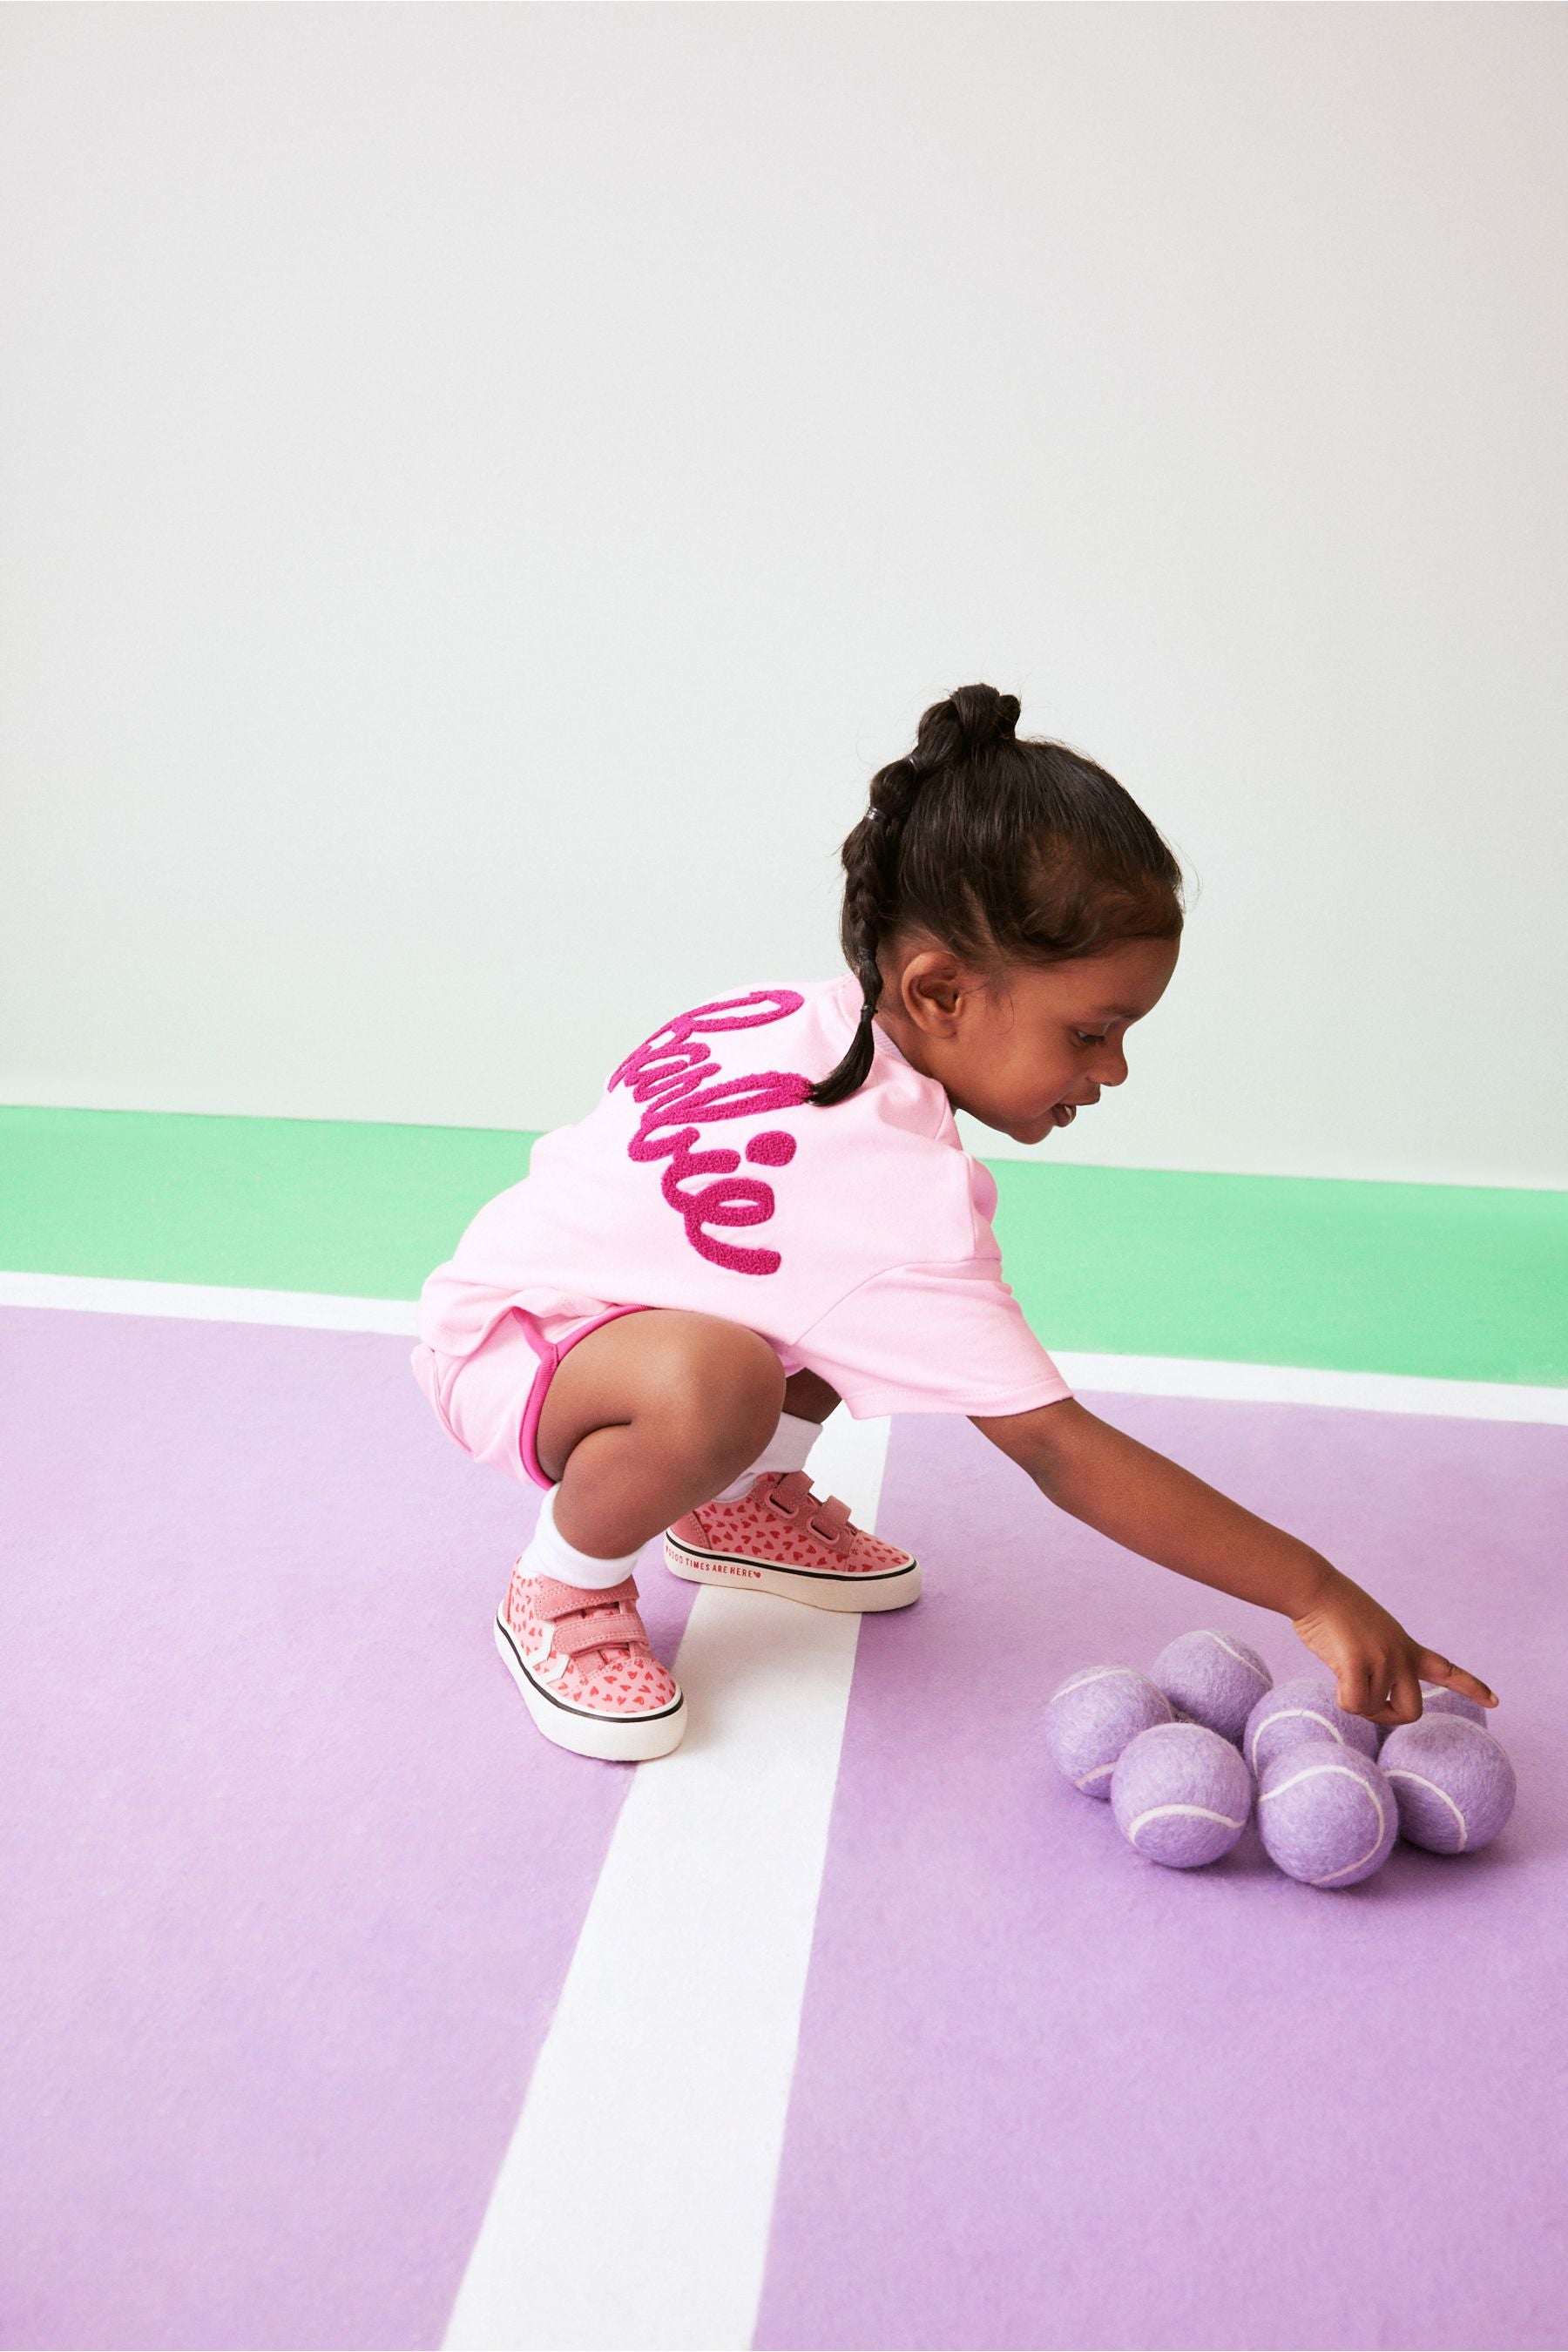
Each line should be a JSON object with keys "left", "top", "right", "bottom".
{"left": 416, "top": 975, "right": 1073, "bottom": 1422}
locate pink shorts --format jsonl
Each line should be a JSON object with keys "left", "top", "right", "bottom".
{"left": 411, "top": 1302, "right": 652, "bottom": 1490}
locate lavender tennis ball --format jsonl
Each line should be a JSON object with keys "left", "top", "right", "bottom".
{"left": 1110, "top": 1720, "right": 1254, "bottom": 1868}
{"left": 1374, "top": 1681, "right": 1488, "bottom": 1750}
{"left": 1416, "top": 1680, "right": 1487, "bottom": 1727}
{"left": 1152, "top": 1630, "right": 1273, "bottom": 1745}
{"left": 1379, "top": 1715, "right": 1517, "bottom": 1854}
{"left": 1244, "top": 1675, "right": 1380, "bottom": 1777}
{"left": 1256, "top": 1742, "right": 1397, "bottom": 1889}
{"left": 1044, "top": 1666, "right": 1174, "bottom": 1799}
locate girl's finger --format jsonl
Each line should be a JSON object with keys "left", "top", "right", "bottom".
{"left": 1385, "top": 1667, "right": 1423, "bottom": 1727}
{"left": 1348, "top": 1658, "right": 1396, "bottom": 1725}
{"left": 1416, "top": 1649, "right": 1499, "bottom": 1708}
{"left": 1362, "top": 1660, "right": 1412, "bottom": 1727}
{"left": 1335, "top": 1659, "right": 1371, "bottom": 1718}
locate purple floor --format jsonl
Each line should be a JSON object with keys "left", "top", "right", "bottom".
{"left": 756, "top": 1396, "right": 1568, "bottom": 2352}
{"left": 0, "top": 1307, "right": 696, "bottom": 2351}
{"left": 4, "top": 1309, "right": 1565, "bottom": 2350}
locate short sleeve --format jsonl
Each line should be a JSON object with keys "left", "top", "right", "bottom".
{"left": 790, "top": 1257, "right": 1074, "bottom": 1419}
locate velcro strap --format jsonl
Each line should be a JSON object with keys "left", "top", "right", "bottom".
{"left": 768, "top": 1470, "right": 812, "bottom": 1512}
{"left": 531, "top": 1572, "right": 638, "bottom": 1623}
{"left": 808, "top": 1494, "right": 853, "bottom": 1545}
{"left": 553, "top": 1605, "right": 647, "bottom": 1658}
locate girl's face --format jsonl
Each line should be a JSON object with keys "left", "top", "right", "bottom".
{"left": 873, "top": 934, "right": 1180, "bottom": 1146}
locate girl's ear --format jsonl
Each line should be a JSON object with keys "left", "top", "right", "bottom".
{"left": 897, "top": 947, "right": 968, "bottom": 1035}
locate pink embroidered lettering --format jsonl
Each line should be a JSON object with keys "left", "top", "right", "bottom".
{"left": 608, "top": 991, "right": 808, "bottom": 1274}
{"left": 745, "top": 1131, "right": 796, "bottom": 1167}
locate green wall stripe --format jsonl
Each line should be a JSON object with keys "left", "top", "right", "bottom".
{"left": 0, "top": 1105, "right": 528, "bottom": 1301}
{"left": 3, "top": 1105, "right": 1565, "bottom": 1386}
{"left": 988, "top": 1160, "right": 1565, "bottom": 1387}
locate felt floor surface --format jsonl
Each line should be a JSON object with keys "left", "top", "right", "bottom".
{"left": 4, "top": 1308, "right": 1565, "bottom": 2351}
{"left": 754, "top": 1396, "right": 1568, "bottom": 2352}
{"left": 0, "top": 1306, "right": 695, "bottom": 2352}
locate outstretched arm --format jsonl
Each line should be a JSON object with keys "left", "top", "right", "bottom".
{"left": 971, "top": 1396, "right": 1497, "bottom": 1730}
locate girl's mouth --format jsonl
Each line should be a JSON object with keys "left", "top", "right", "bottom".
{"left": 1049, "top": 1102, "right": 1078, "bottom": 1128}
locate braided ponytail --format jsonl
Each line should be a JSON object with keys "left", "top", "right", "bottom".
{"left": 808, "top": 681, "right": 1179, "bottom": 1108}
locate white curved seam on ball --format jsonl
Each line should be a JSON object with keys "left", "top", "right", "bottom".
{"left": 1258, "top": 1764, "right": 1389, "bottom": 1881}
{"left": 1383, "top": 1766, "right": 1469, "bottom": 1849}
{"left": 1128, "top": 1801, "right": 1247, "bottom": 1837}
{"left": 1312, "top": 1784, "right": 1390, "bottom": 1881}
{"left": 1075, "top": 1762, "right": 1117, "bottom": 1788}
{"left": 1200, "top": 1632, "right": 1269, "bottom": 1681}
{"left": 1248, "top": 1707, "right": 1345, "bottom": 1772}
{"left": 1259, "top": 1761, "right": 1375, "bottom": 1803}
{"left": 1056, "top": 1666, "right": 1145, "bottom": 1700}
{"left": 1312, "top": 1832, "right": 1387, "bottom": 1884}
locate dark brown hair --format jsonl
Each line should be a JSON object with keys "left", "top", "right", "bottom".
{"left": 810, "top": 682, "right": 1184, "bottom": 1107}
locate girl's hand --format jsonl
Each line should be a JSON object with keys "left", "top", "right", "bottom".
{"left": 1291, "top": 1565, "right": 1498, "bottom": 1728}
{"left": 975, "top": 1401, "right": 1503, "bottom": 1729}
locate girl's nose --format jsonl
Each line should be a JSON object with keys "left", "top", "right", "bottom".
{"left": 1098, "top": 1040, "right": 1130, "bottom": 1086}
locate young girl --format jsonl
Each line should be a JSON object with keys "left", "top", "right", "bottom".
{"left": 411, "top": 683, "right": 1498, "bottom": 1763}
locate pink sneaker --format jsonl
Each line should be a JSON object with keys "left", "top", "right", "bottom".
{"left": 494, "top": 1568, "right": 686, "bottom": 1762}
{"left": 664, "top": 1470, "right": 920, "bottom": 1613}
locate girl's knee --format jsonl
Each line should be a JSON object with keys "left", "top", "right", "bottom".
{"left": 645, "top": 1315, "right": 785, "bottom": 1456}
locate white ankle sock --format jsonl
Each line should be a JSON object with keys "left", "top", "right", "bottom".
{"left": 521, "top": 1485, "right": 641, "bottom": 1592}
{"left": 713, "top": 1409, "right": 821, "bottom": 1503}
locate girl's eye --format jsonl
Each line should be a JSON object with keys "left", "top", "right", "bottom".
{"left": 1074, "top": 1029, "right": 1107, "bottom": 1046}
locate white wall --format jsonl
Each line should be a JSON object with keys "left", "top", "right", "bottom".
{"left": 3, "top": 3, "right": 1565, "bottom": 1187}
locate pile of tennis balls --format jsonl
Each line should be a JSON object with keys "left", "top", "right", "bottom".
{"left": 1044, "top": 1631, "right": 1517, "bottom": 1889}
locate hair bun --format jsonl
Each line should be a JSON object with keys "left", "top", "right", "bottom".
{"left": 949, "top": 682, "right": 1021, "bottom": 759}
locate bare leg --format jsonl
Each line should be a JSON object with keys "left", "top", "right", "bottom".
{"left": 535, "top": 1309, "right": 787, "bottom": 1559}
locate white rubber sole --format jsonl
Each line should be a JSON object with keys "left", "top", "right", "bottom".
{"left": 493, "top": 1613, "right": 687, "bottom": 1762}
{"left": 662, "top": 1533, "right": 922, "bottom": 1613}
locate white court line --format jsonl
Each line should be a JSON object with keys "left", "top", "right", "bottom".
{"left": 5, "top": 1272, "right": 1565, "bottom": 1423}
{"left": 0, "top": 1267, "right": 420, "bottom": 1334}
{"left": 443, "top": 1403, "right": 888, "bottom": 2352}
{"left": 1050, "top": 1348, "right": 1568, "bottom": 1424}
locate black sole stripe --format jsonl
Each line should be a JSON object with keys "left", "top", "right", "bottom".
{"left": 666, "top": 1541, "right": 917, "bottom": 1585}
{"left": 496, "top": 1615, "right": 685, "bottom": 1723}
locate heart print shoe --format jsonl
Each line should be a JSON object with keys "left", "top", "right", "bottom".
{"left": 494, "top": 1567, "right": 686, "bottom": 1762}
{"left": 664, "top": 1469, "right": 920, "bottom": 1612}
